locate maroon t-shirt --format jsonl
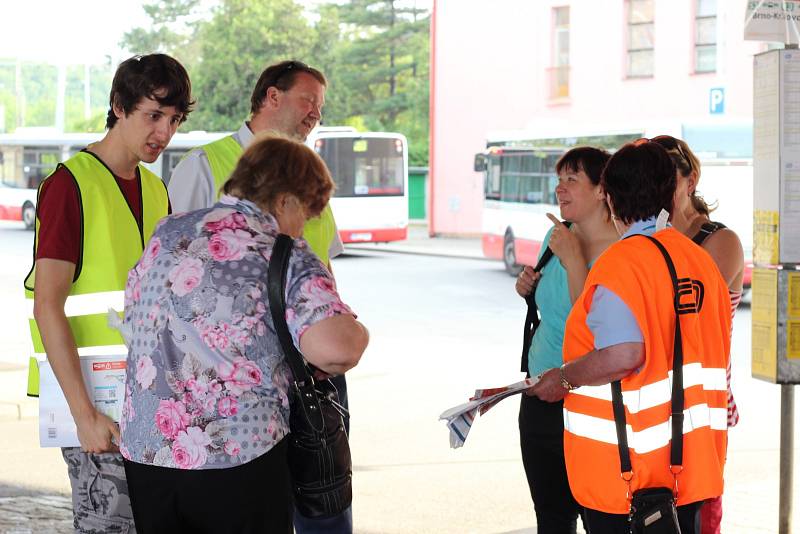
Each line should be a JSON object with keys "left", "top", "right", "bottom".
{"left": 36, "top": 156, "right": 143, "bottom": 264}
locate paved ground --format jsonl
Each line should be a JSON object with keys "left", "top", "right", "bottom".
{"left": 0, "top": 221, "right": 798, "bottom": 533}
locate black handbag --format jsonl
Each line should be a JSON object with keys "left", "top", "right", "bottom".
{"left": 613, "top": 235, "right": 687, "bottom": 534}
{"left": 267, "top": 233, "right": 352, "bottom": 519}
{"left": 629, "top": 487, "right": 681, "bottom": 534}
{"left": 520, "top": 222, "right": 571, "bottom": 374}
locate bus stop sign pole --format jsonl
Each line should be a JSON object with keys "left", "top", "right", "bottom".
{"left": 780, "top": 384, "right": 794, "bottom": 534}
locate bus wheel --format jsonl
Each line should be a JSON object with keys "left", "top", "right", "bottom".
{"left": 22, "top": 202, "right": 35, "bottom": 230}
{"left": 503, "top": 231, "right": 522, "bottom": 276}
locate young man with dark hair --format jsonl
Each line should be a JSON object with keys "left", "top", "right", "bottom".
{"left": 24, "top": 53, "right": 193, "bottom": 533}
{"left": 168, "top": 58, "right": 353, "bottom": 534}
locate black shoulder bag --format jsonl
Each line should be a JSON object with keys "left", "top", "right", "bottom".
{"left": 267, "top": 233, "right": 352, "bottom": 519}
{"left": 613, "top": 235, "right": 684, "bottom": 534}
{"left": 520, "top": 222, "right": 572, "bottom": 374}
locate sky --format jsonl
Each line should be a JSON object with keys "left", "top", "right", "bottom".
{"left": 2, "top": 0, "right": 433, "bottom": 65}
{"left": 2, "top": 1, "right": 153, "bottom": 63}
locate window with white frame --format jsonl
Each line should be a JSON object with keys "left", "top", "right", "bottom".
{"left": 695, "top": 0, "right": 717, "bottom": 73}
{"left": 627, "top": 0, "right": 654, "bottom": 78}
{"left": 549, "top": 6, "right": 570, "bottom": 98}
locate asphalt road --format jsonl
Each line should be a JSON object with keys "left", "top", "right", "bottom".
{"left": 0, "top": 221, "right": 798, "bottom": 533}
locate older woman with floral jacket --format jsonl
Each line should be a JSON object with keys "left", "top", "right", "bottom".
{"left": 119, "top": 134, "right": 369, "bottom": 534}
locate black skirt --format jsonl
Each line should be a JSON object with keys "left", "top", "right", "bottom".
{"left": 124, "top": 437, "right": 291, "bottom": 534}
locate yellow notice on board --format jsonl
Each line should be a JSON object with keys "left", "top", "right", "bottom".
{"left": 752, "top": 268, "right": 778, "bottom": 381}
{"left": 789, "top": 321, "right": 800, "bottom": 360}
{"left": 789, "top": 272, "right": 800, "bottom": 317}
{"left": 754, "top": 210, "right": 780, "bottom": 265}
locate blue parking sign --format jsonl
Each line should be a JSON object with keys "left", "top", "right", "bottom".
{"left": 709, "top": 87, "right": 725, "bottom": 114}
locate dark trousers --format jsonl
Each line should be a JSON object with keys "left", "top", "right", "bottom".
{"left": 124, "top": 438, "right": 291, "bottom": 534}
{"left": 584, "top": 500, "right": 703, "bottom": 534}
{"left": 519, "top": 394, "right": 583, "bottom": 534}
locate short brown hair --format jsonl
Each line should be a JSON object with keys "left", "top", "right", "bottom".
{"left": 222, "top": 134, "right": 334, "bottom": 216}
{"left": 106, "top": 54, "right": 194, "bottom": 129}
{"left": 601, "top": 141, "right": 676, "bottom": 225}
{"left": 250, "top": 60, "right": 327, "bottom": 115}
{"left": 555, "top": 146, "right": 611, "bottom": 185}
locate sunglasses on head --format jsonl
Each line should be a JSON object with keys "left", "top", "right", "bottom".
{"left": 272, "top": 60, "right": 311, "bottom": 87}
{"left": 633, "top": 136, "right": 693, "bottom": 172}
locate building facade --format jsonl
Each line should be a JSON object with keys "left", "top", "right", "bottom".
{"left": 429, "top": 0, "right": 767, "bottom": 235}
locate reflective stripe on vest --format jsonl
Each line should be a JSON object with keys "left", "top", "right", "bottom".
{"left": 25, "top": 290, "right": 125, "bottom": 318}
{"left": 571, "top": 363, "right": 726, "bottom": 413}
{"left": 23, "top": 151, "right": 169, "bottom": 396}
{"left": 202, "top": 136, "right": 337, "bottom": 266}
{"left": 564, "top": 403, "right": 728, "bottom": 454}
{"left": 562, "top": 229, "right": 731, "bottom": 513}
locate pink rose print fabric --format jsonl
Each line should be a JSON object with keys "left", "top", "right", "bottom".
{"left": 120, "top": 196, "right": 354, "bottom": 470}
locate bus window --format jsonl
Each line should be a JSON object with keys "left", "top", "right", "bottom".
{"left": 316, "top": 137, "right": 404, "bottom": 197}
{"left": 474, "top": 153, "right": 487, "bottom": 172}
{"left": 486, "top": 157, "right": 501, "bottom": 200}
{"left": 23, "top": 147, "right": 59, "bottom": 188}
{"left": 161, "top": 150, "right": 189, "bottom": 184}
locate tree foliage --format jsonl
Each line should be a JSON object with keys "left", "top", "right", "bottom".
{"left": 120, "top": 0, "right": 203, "bottom": 66}
{"left": 190, "top": 0, "right": 315, "bottom": 131}
{"left": 0, "top": 60, "right": 112, "bottom": 133}
{"left": 4, "top": 1, "right": 431, "bottom": 165}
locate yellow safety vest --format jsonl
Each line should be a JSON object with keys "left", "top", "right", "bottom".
{"left": 24, "top": 150, "right": 169, "bottom": 396}
{"left": 201, "top": 134, "right": 337, "bottom": 266}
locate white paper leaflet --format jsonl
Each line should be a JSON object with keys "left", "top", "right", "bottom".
{"left": 39, "top": 355, "right": 127, "bottom": 447}
{"left": 439, "top": 377, "right": 537, "bottom": 448}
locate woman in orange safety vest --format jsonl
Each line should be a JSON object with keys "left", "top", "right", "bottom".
{"left": 528, "top": 140, "right": 731, "bottom": 534}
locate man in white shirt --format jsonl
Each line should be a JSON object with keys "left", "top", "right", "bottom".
{"left": 168, "top": 59, "right": 344, "bottom": 265}
{"left": 168, "top": 60, "right": 352, "bottom": 534}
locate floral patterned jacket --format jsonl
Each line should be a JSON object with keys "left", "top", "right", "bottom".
{"left": 120, "top": 195, "right": 353, "bottom": 470}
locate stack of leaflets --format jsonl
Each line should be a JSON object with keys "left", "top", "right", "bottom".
{"left": 439, "top": 377, "right": 538, "bottom": 448}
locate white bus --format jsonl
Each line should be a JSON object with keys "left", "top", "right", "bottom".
{"left": 475, "top": 122, "right": 753, "bottom": 288}
{"left": 0, "top": 128, "right": 410, "bottom": 244}
{"left": 0, "top": 130, "right": 223, "bottom": 229}
{"left": 309, "top": 129, "right": 408, "bottom": 243}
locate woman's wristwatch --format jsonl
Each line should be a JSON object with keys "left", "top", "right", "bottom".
{"left": 559, "top": 363, "right": 578, "bottom": 391}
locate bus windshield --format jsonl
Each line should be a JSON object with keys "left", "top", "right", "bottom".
{"left": 315, "top": 137, "right": 405, "bottom": 197}
{"left": 484, "top": 149, "right": 560, "bottom": 205}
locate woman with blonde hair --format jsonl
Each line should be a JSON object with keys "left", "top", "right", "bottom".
{"left": 120, "top": 134, "right": 369, "bottom": 533}
{"left": 650, "top": 135, "right": 744, "bottom": 534}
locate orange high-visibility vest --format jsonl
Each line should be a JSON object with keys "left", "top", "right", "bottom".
{"left": 562, "top": 228, "right": 730, "bottom": 514}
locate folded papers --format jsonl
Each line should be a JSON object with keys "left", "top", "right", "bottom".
{"left": 439, "top": 377, "right": 537, "bottom": 448}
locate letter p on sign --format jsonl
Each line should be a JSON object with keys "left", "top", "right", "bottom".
{"left": 709, "top": 87, "right": 725, "bottom": 114}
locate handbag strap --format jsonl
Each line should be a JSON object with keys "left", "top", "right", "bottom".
{"left": 266, "top": 233, "right": 312, "bottom": 383}
{"left": 612, "top": 234, "right": 685, "bottom": 480}
{"left": 520, "top": 221, "right": 572, "bottom": 373}
{"left": 267, "top": 234, "right": 328, "bottom": 433}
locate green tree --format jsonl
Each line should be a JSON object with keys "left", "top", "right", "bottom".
{"left": 189, "top": 0, "right": 316, "bottom": 131}
{"left": 329, "top": 0, "right": 430, "bottom": 165}
{"left": 118, "top": 0, "right": 431, "bottom": 164}
{"left": 120, "top": 0, "right": 202, "bottom": 65}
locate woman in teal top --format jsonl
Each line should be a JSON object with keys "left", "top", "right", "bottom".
{"left": 515, "top": 147, "right": 618, "bottom": 534}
